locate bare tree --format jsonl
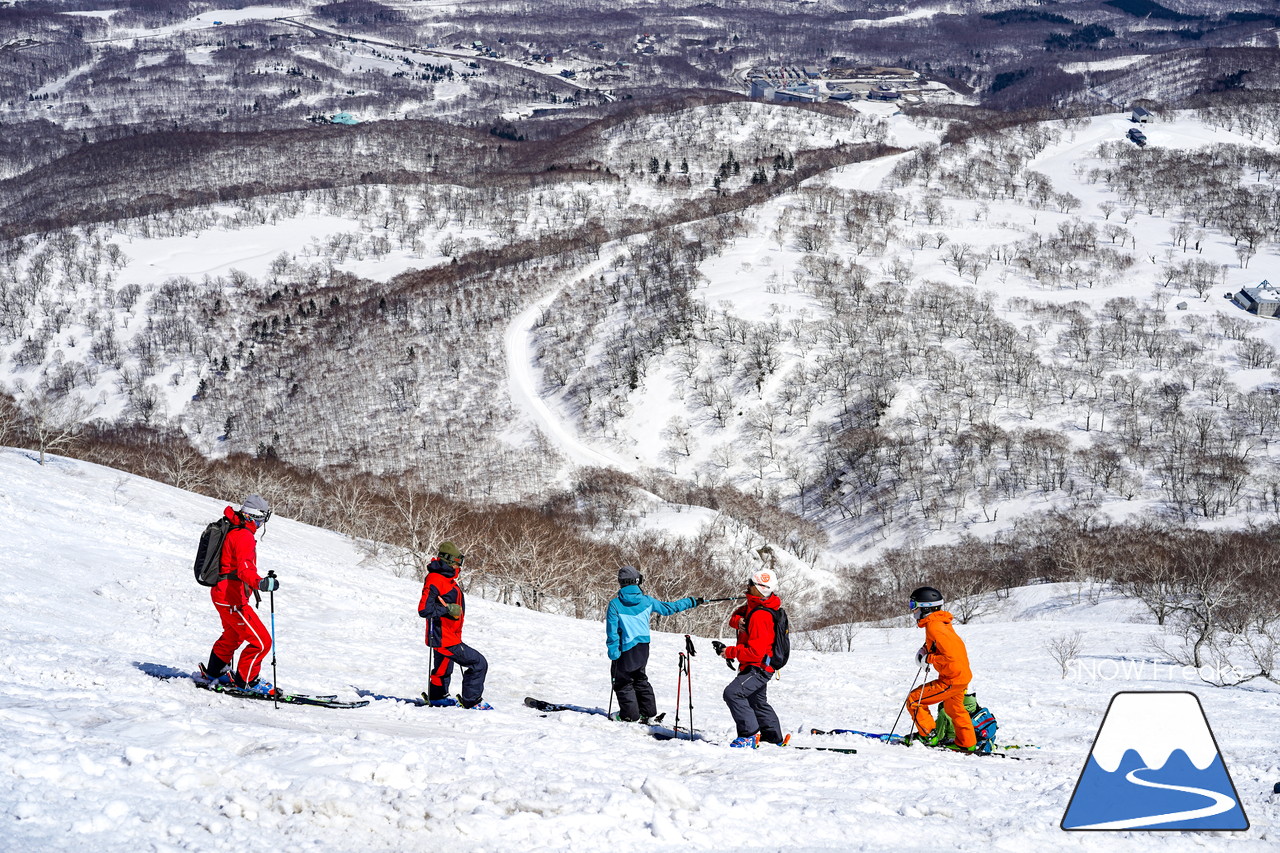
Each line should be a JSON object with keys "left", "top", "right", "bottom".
{"left": 1044, "top": 631, "right": 1084, "bottom": 679}
{"left": 17, "top": 387, "right": 94, "bottom": 465}
{"left": 0, "top": 393, "right": 25, "bottom": 448}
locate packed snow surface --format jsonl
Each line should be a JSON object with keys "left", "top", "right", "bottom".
{"left": 1, "top": 449, "right": 1277, "bottom": 850}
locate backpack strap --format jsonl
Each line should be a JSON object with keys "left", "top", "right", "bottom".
{"left": 218, "top": 515, "right": 248, "bottom": 583}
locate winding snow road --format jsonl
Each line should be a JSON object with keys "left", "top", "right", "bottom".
{"left": 504, "top": 277, "right": 639, "bottom": 474}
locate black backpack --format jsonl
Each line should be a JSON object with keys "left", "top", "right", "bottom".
{"left": 193, "top": 517, "right": 234, "bottom": 587}
{"left": 760, "top": 606, "right": 790, "bottom": 670}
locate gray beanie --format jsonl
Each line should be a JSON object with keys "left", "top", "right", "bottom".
{"left": 617, "top": 565, "right": 642, "bottom": 586}
{"left": 240, "top": 494, "right": 271, "bottom": 519}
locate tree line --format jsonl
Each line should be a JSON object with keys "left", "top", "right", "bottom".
{"left": 826, "top": 510, "right": 1280, "bottom": 687}
{"left": 0, "top": 397, "right": 822, "bottom": 636}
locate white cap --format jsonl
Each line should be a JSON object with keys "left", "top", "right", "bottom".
{"left": 749, "top": 568, "right": 778, "bottom": 596}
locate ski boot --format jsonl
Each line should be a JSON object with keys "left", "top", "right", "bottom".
{"left": 242, "top": 679, "right": 277, "bottom": 697}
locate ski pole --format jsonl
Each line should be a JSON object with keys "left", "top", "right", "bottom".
{"left": 267, "top": 570, "right": 278, "bottom": 709}
{"left": 674, "top": 652, "right": 686, "bottom": 737}
{"left": 684, "top": 635, "right": 696, "bottom": 737}
{"left": 889, "top": 662, "right": 926, "bottom": 739}
{"left": 703, "top": 596, "right": 747, "bottom": 603}
{"left": 906, "top": 664, "right": 933, "bottom": 740}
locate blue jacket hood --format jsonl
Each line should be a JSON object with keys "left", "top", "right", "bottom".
{"left": 617, "top": 584, "right": 645, "bottom": 605}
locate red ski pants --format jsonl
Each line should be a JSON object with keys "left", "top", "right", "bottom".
{"left": 909, "top": 679, "right": 976, "bottom": 748}
{"left": 212, "top": 602, "right": 272, "bottom": 684}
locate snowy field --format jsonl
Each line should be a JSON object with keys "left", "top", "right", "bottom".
{"left": 1, "top": 448, "right": 1277, "bottom": 851}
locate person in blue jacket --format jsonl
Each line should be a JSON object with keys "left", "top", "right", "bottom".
{"left": 606, "top": 565, "right": 705, "bottom": 723}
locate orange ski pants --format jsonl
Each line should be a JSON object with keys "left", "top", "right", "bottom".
{"left": 909, "top": 679, "right": 976, "bottom": 748}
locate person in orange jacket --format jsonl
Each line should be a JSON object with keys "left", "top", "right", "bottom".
{"left": 906, "top": 586, "right": 976, "bottom": 750}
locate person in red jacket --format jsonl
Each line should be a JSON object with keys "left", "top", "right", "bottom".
{"left": 418, "top": 541, "right": 490, "bottom": 709}
{"left": 906, "top": 586, "right": 977, "bottom": 750}
{"left": 713, "top": 568, "right": 786, "bottom": 748}
{"left": 201, "top": 494, "right": 276, "bottom": 695}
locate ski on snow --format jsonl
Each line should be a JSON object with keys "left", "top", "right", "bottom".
{"left": 524, "top": 697, "right": 855, "bottom": 753}
{"left": 354, "top": 688, "right": 429, "bottom": 706}
{"left": 524, "top": 696, "right": 666, "bottom": 726}
{"left": 809, "top": 728, "right": 1024, "bottom": 759}
{"left": 194, "top": 678, "right": 369, "bottom": 709}
{"left": 352, "top": 689, "right": 494, "bottom": 709}
{"left": 137, "top": 663, "right": 368, "bottom": 709}
{"left": 524, "top": 696, "right": 707, "bottom": 742}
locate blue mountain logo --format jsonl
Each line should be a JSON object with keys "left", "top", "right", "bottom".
{"left": 1062, "top": 691, "right": 1248, "bottom": 831}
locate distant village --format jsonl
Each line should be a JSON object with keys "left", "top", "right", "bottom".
{"left": 429, "top": 33, "right": 953, "bottom": 103}
{"left": 746, "top": 63, "right": 939, "bottom": 105}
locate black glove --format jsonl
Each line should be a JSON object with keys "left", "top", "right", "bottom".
{"left": 259, "top": 576, "right": 279, "bottom": 592}
{"left": 712, "top": 640, "right": 727, "bottom": 657}
{"left": 694, "top": 597, "right": 707, "bottom": 606}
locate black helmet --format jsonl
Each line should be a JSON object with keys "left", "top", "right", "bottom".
{"left": 909, "top": 586, "right": 945, "bottom": 617}
{"left": 618, "top": 565, "right": 643, "bottom": 587}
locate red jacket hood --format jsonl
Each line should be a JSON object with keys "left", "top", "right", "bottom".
{"left": 747, "top": 593, "right": 781, "bottom": 611}
{"left": 223, "top": 505, "right": 258, "bottom": 532}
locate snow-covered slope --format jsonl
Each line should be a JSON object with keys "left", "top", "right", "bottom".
{"left": 1, "top": 447, "right": 1277, "bottom": 850}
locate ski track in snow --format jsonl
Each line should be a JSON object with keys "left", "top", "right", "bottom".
{"left": 1071, "top": 767, "right": 1238, "bottom": 830}
{"left": 0, "top": 448, "right": 1277, "bottom": 851}
{"left": 503, "top": 260, "right": 639, "bottom": 474}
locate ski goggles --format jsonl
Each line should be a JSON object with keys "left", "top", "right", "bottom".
{"left": 909, "top": 598, "right": 944, "bottom": 613}
{"left": 245, "top": 509, "right": 272, "bottom": 526}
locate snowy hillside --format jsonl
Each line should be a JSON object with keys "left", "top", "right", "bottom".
{"left": 530, "top": 109, "right": 1280, "bottom": 560}
{"left": 1, "top": 447, "right": 1276, "bottom": 851}
{"left": 6, "top": 108, "right": 1279, "bottom": 554}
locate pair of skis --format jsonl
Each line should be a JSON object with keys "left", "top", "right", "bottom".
{"left": 525, "top": 697, "right": 857, "bottom": 754}
{"left": 351, "top": 689, "right": 495, "bottom": 709}
{"left": 138, "top": 664, "right": 369, "bottom": 710}
{"left": 809, "top": 728, "right": 1030, "bottom": 758}
{"left": 193, "top": 676, "right": 369, "bottom": 709}
{"left": 524, "top": 696, "right": 691, "bottom": 741}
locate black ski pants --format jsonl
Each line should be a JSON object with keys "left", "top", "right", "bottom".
{"left": 428, "top": 642, "right": 488, "bottom": 704}
{"left": 723, "top": 666, "right": 783, "bottom": 743}
{"left": 611, "top": 642, "right": 656, "bottom": 722}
